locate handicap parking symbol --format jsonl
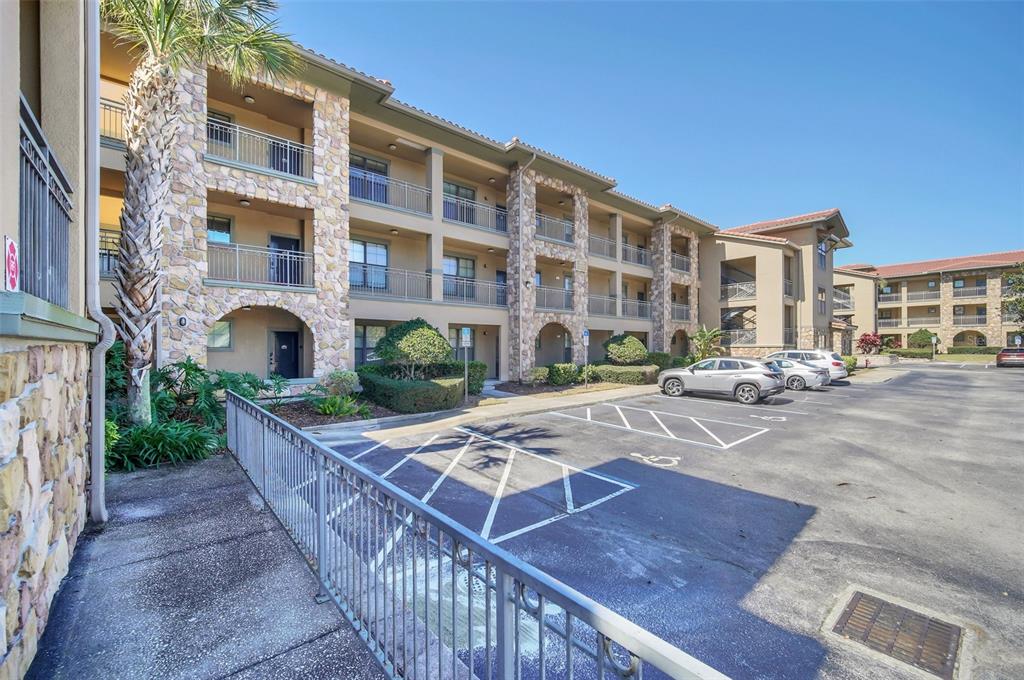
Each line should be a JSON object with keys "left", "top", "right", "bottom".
{"left": 630, "top": 453, "right": 680, "bottom": 468}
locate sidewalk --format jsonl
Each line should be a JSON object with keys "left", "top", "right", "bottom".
{"left": 28, "top": 456, "right": 385, "bottom": 680}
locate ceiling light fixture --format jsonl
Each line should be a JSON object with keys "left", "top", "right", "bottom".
{"left": 388, "top": 143, "right": 398, "bottom": 151}
{"left": 487, "top": 248, "right": 495, "bottom": 253}
{"left": 238, "top": 199, "right": 251, "bottom": 207}
{"left": 488, "top": 177, "right": 496, "bottom": 184}
{"left": 558, "top": 200, "right": 565, "bottom": 205}
{"left": 243, "top": 95, "right": 255, "bottom": 104}
{"left": 390, "top": 229, "right": 399, "bottom": 235}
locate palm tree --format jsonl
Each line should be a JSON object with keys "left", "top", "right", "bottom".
{"left": 102, "top": 0, "right": 298, "bottom": 424}
{"left": 691, "top": 325, "right": 725, "bottom": 361}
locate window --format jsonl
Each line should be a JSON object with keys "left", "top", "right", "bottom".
{"left": 975, "top": 278, "right": 986, "bottom": 288}
{"left": 879, "top": 310, "right": 892, "bottom": 319}
{"left": 718, "top": 359, "right": 741, "bottom": 370}
{"left": 775, "top": 359, "right": 793, "bottom": 368}
{"left": 953, "top": 279, "right": 965, "bottom": 288}
{"left": 443, "top": 181, "right": 476, "bottom": 201}
{"left": 207, "top": 215, "right": 232, "bottom": 244}
{"left": 928, "top": 307, "right": 937, "bottom": 314}
{"left": 207, "top": 111, "right": 233, "bottom": 146}
{"left": 928, "top": 280, "right": 937, "bottom": 288}
{"left": 881, "top": 285, "right": 892, "bottom": 294}
{"left": 448, "top": 328, "right": 475, "bottom": 361}
{"left": 208, "top": 320, "right": 232, "bottom": 350}
{"left": 817, "top": 287, "right": 827, "bottom": 315}
{"left": 692, "top": 359, "right": 716, "bottom": 371}
{"left": 349, "top": 239, "right": 388, "bottom": 288}
{"left": 534, "top": 272, "right": 542, "bottom": 287}
{"left": 817, "top": 241, "right": 828, "bottom": 269}
{"left": 354, "top": 325, "right": 387, "bottom": 365}
{"left": 953, "top": 305, "right": 964, "bottom": 315}
{"left": 443, "top": 255, "right": 475, "bottom": 279}
{"left": 351, "top": 152, "right": 388, "bottom": 176}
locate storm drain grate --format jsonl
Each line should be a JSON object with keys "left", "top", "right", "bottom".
{"left": 832, "top": 591, "right": 961, "bottom": 679}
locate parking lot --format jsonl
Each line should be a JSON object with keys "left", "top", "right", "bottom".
{"left": 329, "top": 365, "right": 1023, "bottom": 679}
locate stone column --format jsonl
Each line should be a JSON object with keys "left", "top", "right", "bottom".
{"left": 571, "top": 191, "right": 590, "bottom": 365}
{"left": 939, "top": 273, "right": 954, "bottom": 350}
{"left": 650, "top": 220, "right": 671, "bottom": 352}
{"left": 506, "top": 164, "right": 538, "bottom": 380}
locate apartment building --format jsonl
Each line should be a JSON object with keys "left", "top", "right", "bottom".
{"left": 833, "top": 265, "right": 879, "bottom": 340}
{"left": 841, "top": 250, "right": 1023, "bottom": 349}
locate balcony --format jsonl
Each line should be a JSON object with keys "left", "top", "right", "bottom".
{"left": 622, "top": 299, "right": 651, "bottom": 319}
{"left": 907, "top": 290, "right": 940, "bottom": 302}
{"left": 671, "top": 303, "right": 690, "bottom": 321}
{"left": 671, "top": 253, "right": 691, "bottom": 273}
{"left": 99, "top": 227, "right": 119, "bottom": 278}
{"left": 622, "top": 244, "right": 650, "bottom": 267}
{"left": 349, "top": 168, "right": 431, "bottom": 216}
{"left": 833, "top": 289, "right": 853, "bottom": 311}
{"left": 588, "top": 295, "right": 617, "bottom": 317}
{"left": 100, "top": 98, "right": 125, "bottom": 145}
{"left": 442, "top": 276, "right": 507, "bottom": 307}
{"left": 721, "top": 281, "right": 757, "bottom": 301}
{"left": 907, "top": 317, "right": 939, "bottom": 327}
{"left": 589, "top": 235, "right": 616, "bottom": 259}
{"left": 953, "top": 315, "right": 987, "bottom": 326}
{"left": 953, "top": 285, "right": 987, "bottom": 299}
{"left": 349, "top": 264, "right": 430, "bottom": 301}
{"left": 208, "top": 243, "right": 314, "bottom": 289}
{"left": 442, "top": 195, "right": 507, "bottom": 233}
{"left": 877, "top": 318, "right": 901, "bottom": 328}
{"left": 206, "top": 118, "right": 313, "bottom": 180}
{"left": 536, "top": 215, "right": 573, "bottom": 244}
{"left": 783, "top": 328, "right": 796, "bottom": 346}
{"left": 784, "top": 279, "right": 794, "bottom": 298}
{"left": 536, "top": 285, "right": 572, "bottom": 311}
{"left": 721, "top": 328, "right": 757, "bottom": 346}
{"left": 878, "top": 293, "right": 902, "bottom": 304}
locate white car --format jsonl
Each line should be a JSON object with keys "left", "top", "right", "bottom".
{"left": 766, "top": 350, "right": 849, "bottom": 381}
{"left": 765, "top": 358, "right": 831, "bottom": 390}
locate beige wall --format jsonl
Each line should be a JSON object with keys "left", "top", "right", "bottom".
{"left": 208, "top": 200, "right": 307, "bottom": 250}
{"left": 536, "top": 321, "right": 573, "bottom": 365}
{"left": 208, "top": 96, "right": 306, "bottom": 144}
{"left": 834, "top": 270, "right": 878, "bottom": 336}
{"left": 207, "top": 306, "right": 313, "bottom": 378}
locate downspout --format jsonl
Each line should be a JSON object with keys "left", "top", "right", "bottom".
{"left": 85, "top": 0, "right": 113, "bottom": 523}
{"left": 516, "top": 153, "right": 537, "bottom": 382}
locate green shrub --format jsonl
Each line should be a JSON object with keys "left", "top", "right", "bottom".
{"left": 548, "top": 363, "right": 578, "bottom": 386}
{"left": 365, "top": 360, "right": 487, "bottom": 395}
{"left": 321, "top": 370, "right": 361, "bottom": 396}
{"left": 944, "top": 346, "right": 1001, "bottom": 355}
{"left": 671, "top": 355, "right": 695, "bottom": 368}
{"left": 578, "top": 364, "right": 600, "bottom": 383}
{"left": 314, "top": 394, "right": 370, "bottom": 418}
{"left": 105, "top": 419, "right": 120, "bottom": 455}
{"left": 527, "top": 367, "right": 549, "bottom": 384}
{"left": 374, "top": 318, "right": 453, "bottom": 379}
{"left": 648, "top": 352, "right": 671, "bottom": 370}
{"left": 842, "top": 356, "right": 857, "bottom": 373}
{"left": 358, "top": 370, "right": 464, "bottom": 413}
{"left": 603, "top": 334, "right": 648, "bottom": 365}
{"left": 882, "top": 348, "right": 932, "bottom": 358}
{"left": 592, "top": 364, "right": 659, "bottom": 385}
{"left": 907, "top": 328, "right": 938, "bottom": 349}
{"left": 108, "top": 421, "right": 217, "bottom": 472}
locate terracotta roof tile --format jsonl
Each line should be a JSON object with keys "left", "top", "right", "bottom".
{"left": 870, "top": 250, "right": 1024, "bottom": 278}
{"left": 724, "top": 209, "right": 840, "bottom": 234}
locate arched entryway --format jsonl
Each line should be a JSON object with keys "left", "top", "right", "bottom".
{"left": 952, "top": 330, "right": 987, "bottom": 348}
{"left": 206, "top": 306, "right": 314, "bottom": 379}
{"left": 536, "top": 322, "right": 573, "bottom": 366}
{"left": 671, "top": 330, "right": 690, "bottom": 357}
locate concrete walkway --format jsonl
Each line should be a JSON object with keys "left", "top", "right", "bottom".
{"left": 28, "top": 456, "right": 386, "bottom": 680}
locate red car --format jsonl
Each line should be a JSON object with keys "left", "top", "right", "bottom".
{"left": 995, "top": 347, "right": 1024, "bottom": 367}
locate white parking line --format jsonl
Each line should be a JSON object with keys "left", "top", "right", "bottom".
{"left": 613, "top": 405, "right": 632, "bottom": 429}
{"left": 381, "top": 433, "right": 440, "bottom": 479}
{"left": 350, "top": 439, "right": 389, "bottom": 461}
{"left": 480, "top": 447, "right": 515, "bottom": 540}
{"left": 654, "top": 394, "right": 810, "bottom": 415}
{"left": 649, "top": 411, "right": 676, "bottom": 438}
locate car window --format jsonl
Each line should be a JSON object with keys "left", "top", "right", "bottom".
{"left": 767, "top": 352, "right": 783, "bottom": 359}
{"left": 800, "top": 352, "right": 820, "bottom": 361}
{"left": 775, "top": 359, "right": 792, "bottom": 368}
{"left": 830, "top": 353, "right": 843, "bottom": 361}
{"left": 692, "top": 359, "right": 716, "bottom": 371}
{"left": 718, "top": 359, "right": 741, "bottom": 370}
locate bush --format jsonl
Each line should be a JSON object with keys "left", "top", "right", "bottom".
{"left": 320, "top": 370, "right": 361, "bottom": 397}
{"left": 592, "top": 364, "right": 659, "bottom": 385}
{"left": 367, "top": 360, "right": 488, "bottom": 395}
{"left": 105, "top": 419, "right": 120, "bottom": 455}
{"left": 314, "top": 394, "right": 371, "bottom": 418}
{"left": 374, "top": 318, "right": 453, "bottom": 379}
{"left": 527, "top": 367, "right": 549, "bottom": 384}
{"left": 842, "top": 356, "right": 857, "bottom": 373}
{"left": 671, "top": 355, "right": 695, "bottom": 368}
{"left": 882, "top": 336, "right": 902, "bottom": 349}
{"left": 908, "top": 328, "right": 938, "bottom": 349}
{"left": 108, "top": 421, "right": 217, "bottom": 471}
{"left": 603, "top": 334, "right": 648, "bottom": 365}
{"left": 548, "top": 363, "right": 578, "bottom": 386}
{"left": 648, "top": 352, "right": 671, "bottom": 370}
{"left": 882, "top": 348, "right": 932, "bottom": 358}
{"left": 358, "top": 369, "right": 464, "bottom": 414}
{"left": 856, "top": 332, "right": 882, "bottom": 354}
{"left": 578, "top": 364, "right": 600, "bottom": 383}
{"left": 944, "top": 346, "right": 1001, "bottom": 355}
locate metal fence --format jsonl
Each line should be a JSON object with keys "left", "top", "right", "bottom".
{"left": 588, "top": 295, "right": 617, "bottom": 317}
{"left": 443, "top": 196, "right": 507, "bottom": 233}
{"left": 953, "top": 315, "right": 987, "bottom": 326}
{"left": 350, "top": 264, "right": 431, "bottom": 300}
{"left": 877, "top": 319, "right": 901, "bottom": 328}
{"left": 351, "top": 168, "right": 432, "bottom": 216}
{"left": 622, "top": 299, "right": 651, "bottom": 319}
{"left": 536, "top": 286, "right": 573, "bottom": 311}
{"left": 621, "top": 244, "right": 650, "bottom": 267}
{"left": 907, "top": 317, "right": 938, "bottom": 327}
{"left": 208, "top": 242, "right": 315, "bottom": 288}
{"left": 952, "top": 286, "right": 987, "bottom": 299}
{"left": 226, "top": 393, "right": 726, "bottom": 680}
{"left": 588, "top": 236, "right": 615, "bottom": 259}
{"left": 100, "top": 98, "right": 125, "bottom": 142}
{"left": 907, "top": 290, "right": 940, "bottom": 302}
{"left": 99, "top": 227, "right": 119, "bottom": 278}
{"left": 671, "top": 304, "right": 690, "bottom": 322}
{"left": 206, "top": 118, "right": 314, "bottom": 179}
{"left": 877, "top": 293, "right": 902, "bottom": 304}
{"left": 783, "top": 328, "right": 796, "bottom": 346}
{"left": 720, "top": 282, "right": 756, "bottom": 301}
{"left": 720, "top": 328, "right": 757, "bottom": 346}
{"left": 443, "top": 277, "right": 507, "bottom": 307}
{"left": 18, "top": 96, "right": 72, "bottom": 309}
{"left": 670, "top": 253, "right": 691, "bottom": 273}
{"left": 536, "top": 215, "right": 573, "bottom": 244}
{"left": 832, "top": 289, "right": 853, "bottom": 311}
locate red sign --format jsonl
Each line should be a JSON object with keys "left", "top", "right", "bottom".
{"left": 4, "top": 237, "right": 18, "bottom": 292}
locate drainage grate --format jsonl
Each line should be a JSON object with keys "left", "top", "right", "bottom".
{"left": 832, "top": 591, "right": 961, "bottom": 679}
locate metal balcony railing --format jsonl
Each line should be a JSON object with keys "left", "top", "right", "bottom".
{"left": 100, "top": 98, "right": 125, "bottom": 143}
{"left": 671, "top": 253, "right": 691, "bottom": 273}
{"left": 877, "top": 292, "right": 902, "bottom": 303}
{"left": 953, "top": 285, "right": 987, "bottom": 298}
{"left": 953, "top": 315, "right": 987, "bottom": 326}
{"left": 784, "top": 279, "right": 794, "bottom": 297}
{"left": 536, "top": 285, "right": 572, "bottom": 310}
{"left": 783, "top": 328, "right": 796, "bottom": 346}
{"left": 907, "top": 290, "right": 940, "bottom": 301}
{"left": 588, "top": 294, "right": 617, "bottom": 316}
{"left": 225, "top": 393, "right": 726, "bottom": 680}
{"left": 349, "top": 264, "right": 431, "bottom": 300}
{"left": 622, "top": 299, "right": 651, "bottom": 319}
{"left": 99, "top": 227, "right": 119, "bottom": 278}
{"left": 622, "top": 244, "right": 651, "bottom": 267}
{"left": 442, "top": 276, "right": 507, "bottom": 306}
{"left": 18, "top": 96, "right": 72, "bottom": 309}
{"left": 671, "top": 303, "right": 691, "bottom": 321}
{"left": 906, "top": 317, "right": 939, "bottom": 327}
{"left": 721, "top": 328, "right": 757, "bottom": 345}
{"left": 442, "top": 195, "right": 507, "bottom": 233}
{"left": 208, "top": 242, "right": 314, "bottom": 288}
{"left": 720, "top": 281, "right": 756, "bottom": 301}
{"left": 833, "top": 289, "right": 853, "bottom": 310}
{"left": 206, "top": 118, "right": 314, "bottom": 180}
{"left": 877, "top": 319, "right": 901, "bottom": 328}
{"left": 350, "top": 168, "right": 431, "bottom": 216}
{"left": 536, "top": 214, "right": 574, "bottom": 244}
{"left": 589, "top": 235, "right": 616, "bottom": 259}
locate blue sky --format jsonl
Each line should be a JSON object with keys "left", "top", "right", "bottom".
{"left": 277, "top": 1, "right": 1023, "bottom": 266}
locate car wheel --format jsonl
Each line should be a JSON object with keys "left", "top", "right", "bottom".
{"left": 786, "top": 375, "right": 806, "bottom": 391}
{"left": 734, "top": 384, "right": 760, "bottom": 404}
{"left": 663, "top": 378, "right": 684, "bottom": 397}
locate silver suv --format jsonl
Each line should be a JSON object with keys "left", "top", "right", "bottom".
{"left": 658, "top": 358, "right": 785, "bottom": 404}
{"left": 765, "top": 350, "right": 849, "bottom": 380}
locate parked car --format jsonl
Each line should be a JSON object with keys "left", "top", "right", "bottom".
{"left": 764, "top": 357, "right": 830, "bottom": 390}
{"left": 995, "top": 347, "right": 1024, "bottom": 367}
{"left": 765, "top": 350, "right": 849, "bottom": 380}
{"left": 658, "top": 358, "right": 785, "bottom": 404}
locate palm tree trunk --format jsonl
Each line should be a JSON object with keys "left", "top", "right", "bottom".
{"left": 113, "top": 56, "right": 181, "bottom": 425}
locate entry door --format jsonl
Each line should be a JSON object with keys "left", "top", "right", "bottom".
{"left": 271, "top": 331, "right": 299, "bottom": 379}
{"left": 496, "top": 270, "right": 507, "bottom": 306}
{"left": 269, "top": 235, "right": 302, "bottom": 285}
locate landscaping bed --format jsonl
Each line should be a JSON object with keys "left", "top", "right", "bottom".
{"left": 492, "top": 381, "right": 626, "bottom": 396}
{"left": 272, "top": 399, "right": 399, "bottom": 428}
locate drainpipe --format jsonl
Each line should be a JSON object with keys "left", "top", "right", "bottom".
{"left": 85, "top": 0, "right": 114, "bottom": 524}
{"left": 516, "top": 153, "right": 537, "bottom": 382}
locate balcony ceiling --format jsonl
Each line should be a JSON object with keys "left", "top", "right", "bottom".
{"left": 208, "top": 71, "right": 312, "bottom": 129}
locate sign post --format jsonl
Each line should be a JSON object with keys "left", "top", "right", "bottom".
{"left": 460, "top": 327, "right": 472, "bottom": 403}
{"left": 582, "top": 329, "right": 590, "bottom": 389}
{"left": 931, "top": 334, "right": 938, "bottom": 360}
{"left": 1015, "top": 335, "right": 1022, "bottom": 348}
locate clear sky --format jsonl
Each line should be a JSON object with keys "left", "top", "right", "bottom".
{"left": 277, "top": 1, "right": 1024, "bottom": 266}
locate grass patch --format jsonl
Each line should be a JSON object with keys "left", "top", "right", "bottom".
{"left": 934, "top": 354, "right": 995, "bottom": 364}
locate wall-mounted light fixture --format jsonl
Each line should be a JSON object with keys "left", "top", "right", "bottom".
{"left": 390, "top": 229, "right": 399, "bottom": 235}
{"left": 243, "top": 95, "right": 255, "bottom": 104}
{"left": 488, "top": 177, "right": 496, "bottom": 184}
{"left": 388, "top": 143, "right": 398, "bottom": 151}
{"left": 239, "top": 199, "right": 251, "bottom": 207}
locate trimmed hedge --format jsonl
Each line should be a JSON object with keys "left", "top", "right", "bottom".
{"left": 671, "top": 355, "right": 695, "bottom": 368}
{"left": 944, "top": 346, "right": 1001, "bottom": 355}
{"left": 593, "top": 364, "right": 659, "bottom": 385}
{"left": 527, "top": 367, "right": 549, "bottom": 384}
{"left": 882, "top": 348, "right": 932, "bottom": 358}
{"left": 360, "top": 360, "right": 487, "bottom": 394}
{"left": 578, "top": 364, "right": 600, "bottom": 383}
{"left": 548, "top": 363, "right": 578, "bottom": 386}
{"left": 603, "top": 334, "right": 648, "bottom": 365}
{"left": 648, "top": 352, "right": 671, "bottom": 370}
{"left": 357, "top": 369, "right": 464, "bottom": 413}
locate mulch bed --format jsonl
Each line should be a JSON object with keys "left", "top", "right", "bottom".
{"left": 491, "top": 382, "right": 622, "bottom": 396}
{"left": 272, "top": 399, "right": 398, "bottom": 428}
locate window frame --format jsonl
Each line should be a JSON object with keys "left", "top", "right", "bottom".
{"left": 442, "top": 180, "right": 476, "bottom": 202}
{"left": 351, "top": 151, "right": 389, "bottom": 177}
{"left": 207, "top": 214, "right": 233, "bottom": 245}
{"left": 208, "top": 320, "right": 233, "bottom": 351}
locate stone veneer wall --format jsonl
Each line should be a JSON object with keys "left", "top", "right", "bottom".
{"left": 506, "top": 166, "right": 588, "bottom": 379}
{"left": 161, "top": 66, "right": 351, "bottom": 377}
{"left": 651, "top": 221, "right": 699, "bottom": 352}
{"left": 937, "top": 269, "right": 1006, "bottom": 349}
{"left": 0, "top": 342, "right": 89, "bottom": 677}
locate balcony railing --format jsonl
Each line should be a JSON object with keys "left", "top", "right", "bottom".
{"left": 622, "top": 244, "right": 651, "bottom": 267}
{"left": 721, "top": 328, "right": 757, "bottom": 346}
{"left": 536, "top": 285, "right": 572, "bottom": 310}
{"left": 877, "top": 292, "right": 902, "bottom": 303}
{"left": 622, "top": 299, "right": 651, "bottom": 319}
{"left": 907, "top": 290, "right": 940, "bottom": 301}
{"left": 350, "top": 168, "right": 431, "bottom": 215}
{"left": 18, "top": 96, "right": 72, "bottom": 309}
{"left": 99, "top": 227, "right": 119, "bottom": 278}
{"left": 536, "top": 214, "right": 574, "bottom": 244}
{"left": 784, "top": 279, "right": 794, "bottom": 298}
{"left": 877, "top": 319, "right": 901, "bottom": 328}
{"left": 833, "top": 289, "right": 853, "bottom": 310}
{"left": 442, "top": 276, "right": 507, "bottom": 306}
{"left": 349, "top": 264, "right": 430, "bottom": 300}
{"left": 588, "top": 294, "right": 617, "bottom": 316}
{"left": 100, "top": 98, "right": 125, "bottom": 143}
{"left": 671, "top": 253, "right": 691, "bottom": 273}
{"left": 208, "top": 242, "right": 314, "bottom": 288}
{"left": 907, "top": 317, "right": 939, "bottom": 327}
{"left": 953, "top": 285, "right": 987, "bottom": 298}
{"left": 589, "top": 235, "right": 616, "bottom": 259}
{"left": 783, "top": 328, "right": 796, "bottom": 346}
{"left": 721, "top": 281, "right": 756, "bottom": 301}
{"left": 442, "top": 195, "right": 507, "bottom": 233}
{"left": 953, "top": 315, "right": 987, "bottom": 326}
{"left": 671, "top": 303, "right": 691, "bottom": 321}
{"left": 206, "top": 118, "right": 313, "bottom": 180}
